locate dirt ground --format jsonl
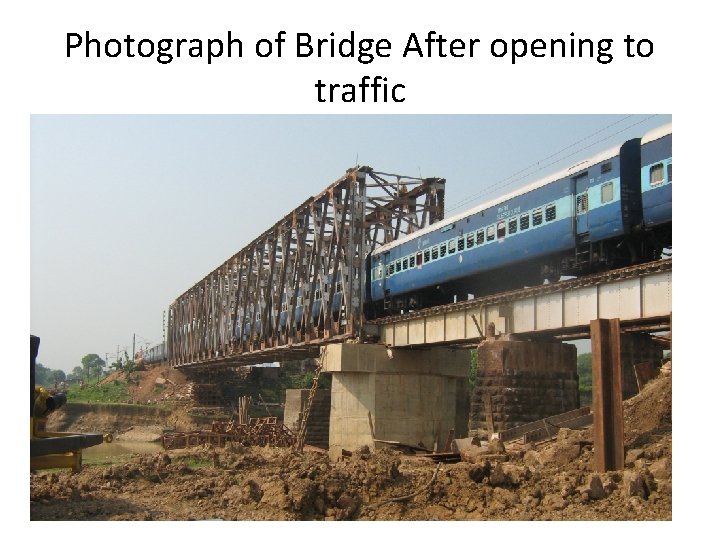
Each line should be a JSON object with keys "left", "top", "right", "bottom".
{"left": 30, "top": 374, "right": 671, "bottom": 521}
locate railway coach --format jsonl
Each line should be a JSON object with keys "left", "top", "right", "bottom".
{"left": 368, "top": 124, "right": 672, "bottom": 315}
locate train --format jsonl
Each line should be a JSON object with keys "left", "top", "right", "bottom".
{"left": 367, "top": 122, "right": 672, "bottom": 316}
{"left": 152, "top": 122, "right": 671, "bottom": 360}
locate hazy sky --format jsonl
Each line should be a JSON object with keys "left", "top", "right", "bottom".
{"left": 30, "top": 114, "right": 671, "bottom": 373}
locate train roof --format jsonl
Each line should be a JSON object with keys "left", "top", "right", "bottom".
{"left": 641, "top": 122, "right": 672, "bottom": 144}
{"left": 374, "top": 141, "right": 625, "bottom": 256}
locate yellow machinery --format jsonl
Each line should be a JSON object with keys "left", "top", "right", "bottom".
{"left": 31, "top": 335, "right": 103, "bottom": 472}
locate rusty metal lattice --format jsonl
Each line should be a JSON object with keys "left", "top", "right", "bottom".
{"left": 166, "top": 166, "right": 445, "bottom": 368}
{"left": 161, "top": 417, "right": 296, "bottom": 450}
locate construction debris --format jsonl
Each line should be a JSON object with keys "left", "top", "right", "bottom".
{"left": 161, "top": 417, "right": 296, "bottom": 450}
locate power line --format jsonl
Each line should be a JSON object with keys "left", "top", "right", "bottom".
{"left": 445, "top": 115, "right": 658, "bottom": 214}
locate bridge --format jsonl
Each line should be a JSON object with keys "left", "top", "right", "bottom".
{"left": 371, "top": 258, "right": 672, "bottom": 348}
{"left": 166, "top": 166, "right": 445, "bottom": 369}
{"left": 163, "top": 166, "right": 672, "bottom": 461}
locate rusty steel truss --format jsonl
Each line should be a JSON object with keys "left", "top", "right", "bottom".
{"left": 167, "top": 166, "right": 445, "bottom": 368}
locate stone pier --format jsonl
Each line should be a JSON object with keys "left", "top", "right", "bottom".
{"left": 469, "top": 339, "right": 580, "bottom": 436}
{"left": 323, "top": 344, "right": 470, "bottom": 461}
{"left": 619, "top": 333, "right": 664, "bottom": 398}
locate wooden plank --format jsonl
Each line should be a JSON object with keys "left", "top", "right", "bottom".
{"left": 498, "top": 406, "right": 591, "bottom": 442}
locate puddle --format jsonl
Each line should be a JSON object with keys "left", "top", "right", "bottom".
{"left": 82, "top": 440, "right": 164, "bottom": 465}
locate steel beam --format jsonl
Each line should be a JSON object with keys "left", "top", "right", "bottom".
{"left": 167, "top": 167, "right": 445, "bottom": 368}
{"left": 590, "top": 318, "right": 624, "bottom": 472}
{"left": 373, "top": 259, "right": 671, "bottom": 347}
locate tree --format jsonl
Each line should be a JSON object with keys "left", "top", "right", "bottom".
{"left": 71, "top": 366, "right": 84, "bottom": 381}
{"left": 50, "top": 369, "right": 66, "bottom": 384}
{"left": 81, "top": 354, "right": 105, "bottom": 382}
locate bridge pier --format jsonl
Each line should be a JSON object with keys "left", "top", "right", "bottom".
{"left": 469, "top": 339, "right": 580, "bottom": 437}
{"left": 619, "top": 332, "right": 664, "bottom": 398}
{"left": 323, "top": 344, "right": 470, "bottom": 461}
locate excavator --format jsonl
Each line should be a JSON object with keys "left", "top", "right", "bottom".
{"left": 30, "top": 335, "right": 104, "bottom": 472}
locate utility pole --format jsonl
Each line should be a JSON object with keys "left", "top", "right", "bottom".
{"left": 132, "top": 333, "right": 136, "bottom": 361}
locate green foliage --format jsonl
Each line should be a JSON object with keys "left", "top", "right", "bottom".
{"left": 34, "top": 363, "right": 66, "bottom": 387}
{"left": 66, "top": 379, "right": 131, "bottom": 403}
{"left": 577, "top": 352, "right": 593, "bottom": 406}
{"left": 81, "top": 353, "right": 105, "bottom": 381}
{"left": 577, "top": 352, "right": 592, "bottom": 390}
{"left": 176, "top": 456, "right": 212, "bottom": 469}
{"left": 469, "top": 349, "right": 478, "bottom": 388}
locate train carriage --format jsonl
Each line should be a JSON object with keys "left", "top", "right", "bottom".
{"left": 640, "top": 123, "right": 672, "bottom": 229}
{"left": 369, "top": 135, "right": 648, "bottom": 314}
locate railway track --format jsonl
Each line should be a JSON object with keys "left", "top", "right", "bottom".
{"left": 367, "top": 258, "right": 672, "bottom": 327}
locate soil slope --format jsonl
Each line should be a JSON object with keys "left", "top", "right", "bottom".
{"left": 30, "top": 374, "right": 671, "bottom": 521}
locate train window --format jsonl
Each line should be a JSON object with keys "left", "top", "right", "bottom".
{"left": 601, "top": 162, "right": 612, "bottom": 174}
{"left": 448, "top": 239, "right": 456, "bottom": 254}
{"left": 416, "top": 252, "right": 423, "bottom": 266}
{"left": 458, "top": 236, "right": 465, "bottom": 251}
{"left": 388, "top": 263, "right": 394, "bottom": 276}
{"left": 376, "top": 266, "right": 383, "bottom": 280}
{"left": 466, "top": 232, "right": 475, "bottom": 248}
{"left": 497, "top": 221, "right": 506, "bottom": 239}
{"left": 576, "top": 193, "right": 588, "bottom": 214}
{"left": 395, "top": 261, "right": 401, "bottom": 273}
{"left": 314, "top": 289, "right": 321, "bottom": 301}
{"left": 668, "top": 163, "right": 672, "bottom": 182}
{"left": 440, "top": 243, "right": 447, "bottom": 257}
{"left": 520, "top": 213, "right": 529, "bottom": 230}
{"left": 336, "top": 282, "right": 343, "bottom": 293}
{"left": 601, "top": 182, "right": 613, "bottom": 203}
{"left": 532, "top": 209, "right": 543, "bottom": 226}
{"left": 509, "top": 218, "right": 518, "bottom": 234}
{"left": 487, "top": 225, "right": 495, "bottom": 241}
{"left": 431, "top": 246, "right": 439, "bottom": 260}
{"left": 424, "top": 249, "right": 431, "bottom": 263}
{"left": 409, "top": 256, "right": 415, "bottom": 269}
{"left": 545, "top": 204, "right": 556, "bottom": 221}
{"left": 650, "top": 163, "right": 664, "bottom": 186}
{"left": 402, "top": 258, "right": 408, "bottom": 271}
{"left": 477, "top": 229, "right": 485, "bottom": 244}
{"left": 256, "top": 311, "right": 262, "bottom": 321}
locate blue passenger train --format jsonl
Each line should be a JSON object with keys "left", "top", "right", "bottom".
{"left": 367, "top": 123, "right": 672, "bottom": 315}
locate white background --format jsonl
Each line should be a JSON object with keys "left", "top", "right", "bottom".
{"left": 5, "top": 0, "right": 711, "bottom": 534}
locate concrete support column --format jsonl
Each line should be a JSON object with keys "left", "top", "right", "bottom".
{"left": 323, "top": 344, "right": 470, "bottom": 461}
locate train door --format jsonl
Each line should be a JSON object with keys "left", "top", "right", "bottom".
{"left": 574, "top": 172, "right": 590, "bottom": 239}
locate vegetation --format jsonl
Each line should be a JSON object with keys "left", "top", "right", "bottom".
{"left": 81, "top": 353, "right": 106, "bottom": 382}
{"left": 468, "top": 349, "right": 478, "bottom": 388}
{"left": 577, "top": 352, "right": 592, "bottom": 405}
{"left": 34, "top": 363, "right": 66, "bottom": 387}
{"left": 66, "top": 379, "right": 131, "bottom": 403}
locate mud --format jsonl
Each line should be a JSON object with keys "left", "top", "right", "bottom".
{"left": 31, "top": 374, "right": 671, "bottom": 521}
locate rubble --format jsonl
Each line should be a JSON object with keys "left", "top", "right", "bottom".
{"left": 31, "top": 371, "right": 672, "bottom": 521}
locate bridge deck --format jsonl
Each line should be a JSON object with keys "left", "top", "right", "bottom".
{"left": 369, "top": 258, "right": 671, "bottom": 347}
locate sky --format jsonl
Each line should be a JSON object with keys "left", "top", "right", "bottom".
{"left": 30, "top": 114, "right": 671, "bottom": 373}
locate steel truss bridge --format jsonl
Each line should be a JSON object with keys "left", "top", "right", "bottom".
{"left": 167, "top": 166, "right": 445, "bottom": 368}
{"left": 166, "top": 166, "right": 671, "bottom": 371}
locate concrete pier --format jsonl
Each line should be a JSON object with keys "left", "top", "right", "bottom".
{"left": 323, "top": 344, "right": 470, "bottom": 461}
